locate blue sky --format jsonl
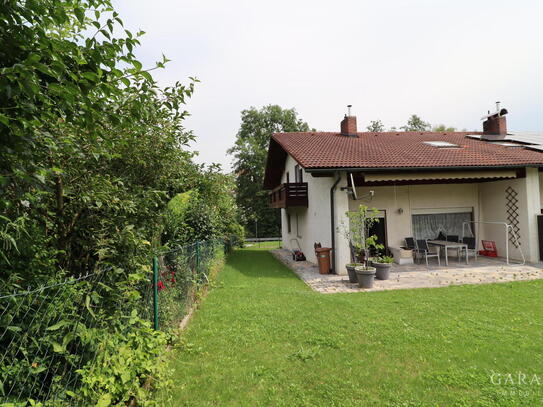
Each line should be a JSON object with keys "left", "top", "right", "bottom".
{"left": 113, "top": 0, "right": 543, "bottom": 170}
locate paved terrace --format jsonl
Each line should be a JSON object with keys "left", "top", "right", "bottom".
{"left": 270, "top": 249, "right": 543, "bottom": 294}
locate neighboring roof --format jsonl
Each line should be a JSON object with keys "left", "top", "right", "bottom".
{"left": 263, "top": 131, "right": 543, "bottom": 189}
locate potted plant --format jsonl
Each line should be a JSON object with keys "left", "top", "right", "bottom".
{"left": 339, "top": 205, "right": 383, "bottom": 288}
{"left": 345, "top": 263, "right": 362, "bottom": 283}
{"left": 372, "top": 255, "right": 394, "bottom": 280}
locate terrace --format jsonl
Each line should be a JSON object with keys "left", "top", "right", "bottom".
{"left": 271, "top": 248, "right": 543, "bottom": 294}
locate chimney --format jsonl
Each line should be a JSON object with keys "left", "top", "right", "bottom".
{"left": 340, "top": 105, "right": 357, "bottom": 137}
{"left": 481, "top": 102, "right": 508, "bottom": 140}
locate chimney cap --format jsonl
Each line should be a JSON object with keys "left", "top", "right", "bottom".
{"left": 347, "top": 104, "right": 352, "bottom": 116}
{"left": 481, "top": 107, "right": 508, "bottom": 121}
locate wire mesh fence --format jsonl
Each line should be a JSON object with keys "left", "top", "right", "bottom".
{"left": 243, "top": 238, "right": 282, "bottom": 249}
{"left": 151, "top": 238, "right": 225, "bottom": 330}
{"left": 0, "top": 238, "right": 227, "bottom": 406}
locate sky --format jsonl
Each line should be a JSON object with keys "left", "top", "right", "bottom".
{"left": 113, "top": 0, "right": 543, "bottom": 171}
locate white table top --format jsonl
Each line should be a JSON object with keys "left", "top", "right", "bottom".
{"left": 428, "top": 240, "right": 467, "bottom": 248}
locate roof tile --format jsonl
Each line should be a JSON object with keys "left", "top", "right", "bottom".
{"left": 271, "top": 132, "right": 543, "bottom": 169}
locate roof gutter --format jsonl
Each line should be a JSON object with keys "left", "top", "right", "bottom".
{"left": 306, "top": 164, "right": 543, "bottom": 174}
{"left": 330, "top": 172, "right": 341, "bottom": 275}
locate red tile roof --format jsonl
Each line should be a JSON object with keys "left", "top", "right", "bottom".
{"left": 263, "top": 131, "right": 543, "bottom": 188}
{"left": 272, "top": 131, "right": 543, "bottom": 169}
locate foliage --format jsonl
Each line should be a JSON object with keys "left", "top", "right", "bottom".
{"left": 366, "top": 119, "right": 455, "bottom": 133}
{"left": 400, "top": 114, "right": 432, "bottom": 131}
{"left": 76, "top": 319, "right": 170, "bottom": 407}
{"left": 366, "top": 119, "right": 385, "bottom": 132}
{"left": 0, "top": 270, "right": 172, "bottom": 406}
{"left": 339, "top": 204, "right": 383, "bottom": 266}
{"left": 376, "top": 255, "right": 394, "bottom": 263}
{"left": 0, "top": 1, "right": 240, "bottom": 405}
{"left": 432, "top": 124, "right": 457, "bottom": 132}
{"left": 167, "top": 248, "right": 543, "bottom": 407}
{"left": 163, "top": 167, "right": 244, "bottom": 246}
{"left": 0, "top": 0, "right": 200, "bottom": 284}
{"left": 228, "top": 105, "right": 311, "bottom": 237}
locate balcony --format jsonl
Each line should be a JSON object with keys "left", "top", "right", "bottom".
{"left": 268, "top": 182, "right": 308, "bottom": 209}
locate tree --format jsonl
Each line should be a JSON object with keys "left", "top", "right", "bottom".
{"left": 401, "top": 114, "right": 431, "bottom": 131}
{"left": 0, "top": 1, "right": 244, "bottom": 403}
{"left": 432, "top": 124, "right": 457, "bottom": 132}
{"left": 366, "top": 120, "right": 385, "bottom": 132}
{"left": 228, "top": 105, "right": 311, "bottom": 237}
{"left": 339, "top": 205, "right": 383, "bottom": 266}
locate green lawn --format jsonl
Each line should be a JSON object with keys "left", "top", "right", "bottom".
{"left": 163, "top": 247, "right": 543, "bottom": 406}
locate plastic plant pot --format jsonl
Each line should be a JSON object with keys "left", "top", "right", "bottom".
{"left": 373, "top": 262, "right": 392, "bottom": 280}
{"left": 354, "top": 266, "right": 376, "bottom": 289}
{"left": 345, "top": 263, "right": 362, "bottom": 283}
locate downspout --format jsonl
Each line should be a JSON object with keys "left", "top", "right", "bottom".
{"left": 330, "top": 172, "right": 342, "bottom": 274}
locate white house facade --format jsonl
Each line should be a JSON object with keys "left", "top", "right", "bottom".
{"left": 263, "top": 107, "right": 543, "bottom": 274}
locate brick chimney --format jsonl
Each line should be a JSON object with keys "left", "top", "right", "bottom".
{"left": 340, "top": 105, "right": 357, "bottom": 137}
{"left": 482, "top": 102, "right": 508, "bottom": 140}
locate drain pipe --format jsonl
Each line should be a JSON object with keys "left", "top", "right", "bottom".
{"left": 330, "top": 172, "right": 342, "bottom": 274}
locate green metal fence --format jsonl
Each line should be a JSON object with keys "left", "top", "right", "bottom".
{"left": 150, "top": 239, "right": 225, "bottom": 331}
{"left": 0, "top": 238, "right": 226, "bottom": 405}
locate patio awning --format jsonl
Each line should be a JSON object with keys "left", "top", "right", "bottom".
{"left": 363, "top": 170, "right": 517, "bottom": 183}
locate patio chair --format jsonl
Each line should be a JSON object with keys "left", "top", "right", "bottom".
{"left": 404, "top": 237, "right": 416, "bottom": 250}
{"left": 462, "top": 237, "right": 478, "bottom": 260}
{"left": 416, "top": 239, "right": 441, "bottom": 267}
{"left": 404, "top": 237, "right": 418, "bottom": 262}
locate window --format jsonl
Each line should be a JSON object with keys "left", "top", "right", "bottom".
{"left": 286, "top": 172, "right": 290, "bottom": 183}
{"left": 423, "top": 141, "right": 460, "bottom": 148}
{"left": 412, "top": 210, "right": 473, "bottom": 240}
{"left": 296, "top": 213, "right": 302, "bottom": 238}
{"left": 287, "top": 213, "right": 291, "bottom": 233}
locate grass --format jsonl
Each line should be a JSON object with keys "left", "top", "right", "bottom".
{"left": 162, "top": 247, "right": 543, "bottom": 406}
{"left": 243, "top": 240, "right": 282, "bottom": 249}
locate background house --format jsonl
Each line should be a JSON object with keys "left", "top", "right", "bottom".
{"left": 263, "top": 107, "right": 543, "bottom": 274}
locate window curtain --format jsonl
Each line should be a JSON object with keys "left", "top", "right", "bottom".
{"left": 412, "top": 212, "right": 474, "bottom": 240}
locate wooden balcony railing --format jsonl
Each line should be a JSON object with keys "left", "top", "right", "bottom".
{"left": 268, "top": 182, "right": 308, "bottom": 209}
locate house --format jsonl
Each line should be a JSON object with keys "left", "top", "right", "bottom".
{"left": 263, "top": 105, "right": 543, "bottom": 274}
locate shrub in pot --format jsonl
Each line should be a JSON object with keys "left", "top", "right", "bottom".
{"left": 339, "top": 205, "right": 383, "bottom": 288}
{"left": 373, "top": 255, "right": 394, "bottom": 280}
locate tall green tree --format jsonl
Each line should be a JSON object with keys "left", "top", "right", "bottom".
{"left": 366, "top": 120, "right": 385, "bottom": 132}
{"left": 228, "top": 105, "right": 311, "bottom": 237}
{"left": 401, "top": 114, "right": 431, "bottom": 131}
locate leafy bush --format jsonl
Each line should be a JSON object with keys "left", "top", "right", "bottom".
{"left": 0, "top": 0, "right": 241, "bottom": 405}
{"left": 163, "top": 169, "right": 244, "bottom": 246}
{"left": 76, "top": 319, "right": 171, "bottom": 407}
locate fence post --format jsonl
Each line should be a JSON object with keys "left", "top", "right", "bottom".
{"left": 152, "top": 256, "right": 159, "bottom": 330}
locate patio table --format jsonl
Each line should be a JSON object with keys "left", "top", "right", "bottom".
{"left": 427, "top": 240, "right": 468, "bottom": 266}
